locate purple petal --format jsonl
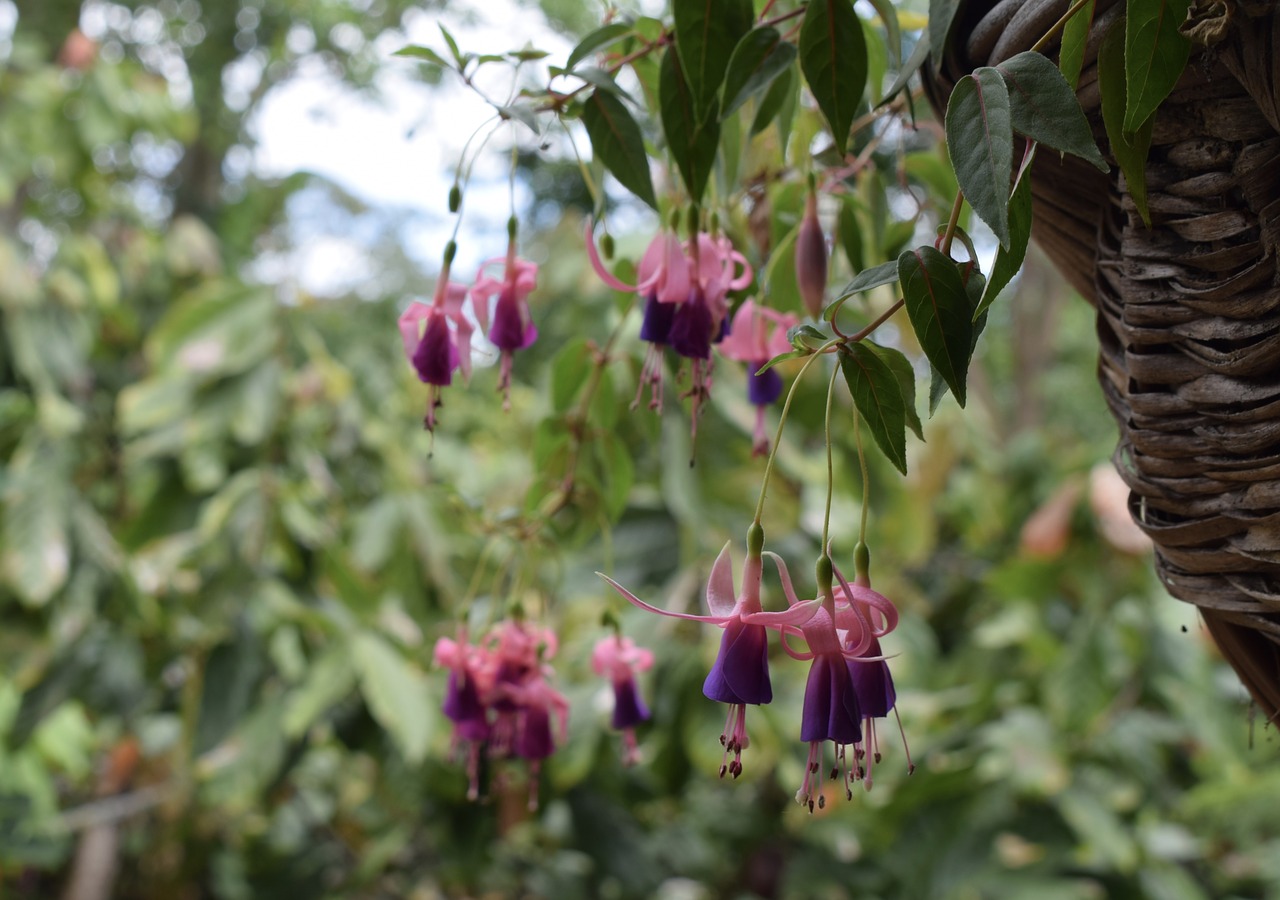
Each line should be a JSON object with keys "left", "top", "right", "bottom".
{"left": 746, "top": 363, "right": 783, "bottom": 406}
{"left": 639, "top": 292, "right": 676, "bottom": 343}
{"left": 800, "top": 654, "right": 861, "bottom": 744}
{"left": 849, "top": 638, "right": 895, "bottom": 718}
{"left": 442, "top": 670, "right": 486, "bottom": 725}
{"left": 668, "top": 292, "right": 713, "bottom": 360}
{"left": 610, "top": 678, "right": 650, "bottom": 729}
{"left": 516, "top": 706, "right": 556, "bottom": 759}
{"left": 489, "top": 286, "right": 533, "bottom": 351}
{"left": 702, "top": 619, "right": 772, "bottom": 705}
{"left": 412, "top": 314, "right": 457, "bottom": 385}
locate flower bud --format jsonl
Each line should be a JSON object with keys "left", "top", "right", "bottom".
{"left": 795, "top": 191, "right": 828, "bottom": 319}
{"left": 448, "top": 183, "right": 461, "bottom": 213}
{"left": 601, "top": 233, "right": 614, "bottom": 260}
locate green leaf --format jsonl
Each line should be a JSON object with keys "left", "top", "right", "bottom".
{"left": 977, "top": 148, "right": 1035, "bottom": 318}
{"left": 582, "top": 89, "right": 657, "bottom": 210}
{"left": 353, "top": 632, "right": 432, "bottom": 763}
{"left": 788, "top": 322, "right": 831, "bottom": 350}
{"left": 673, "top": 0, "right": 753, "bottom": 119}
{"left": 837, "top": 199, "right": 864, "bottom": 274}
{"left": 439, "top": 24, "right": 467, "bottom": 69}
{"left": 880, "top": 31, "right": 930, "bottom": 107}
{"left": 898, "top": 246, "right": 974, "bottom": 407}
{"left": 869, "top": 342, "right": 923, "bottom": 440}
{"left": 550, "top": 338, "right": 591, "bottom": 412}
{"left": 566, "top": 23, "right": 634, "bottom": 71}
{"left": 1059, "top": 0, "right": 1095, "bottom": 90}
{"left": 839, "top": 342, "right": 908, "bottom": 474}
{"left": 997, "top": 51, "right": 1108, "bottom": 172}
{"left": 596, "top": 433, "right": 634, "bottom": 521}
{"left": 1125, "top": 0, "right": 1192, "bottom": 132}
{"left": 393, "top": 45, "right": 448, "bottom": 67}
{"left": 929, "top": 273, "right": 987, "bottom": 412}
{"left": 195, "top": 634, "right": 265, "bottom": 755}
{"left": 1099, "top": 21, "right": 1154, "bottom": 225}
{"left": 945, "top": 69, "right": 1013, "bottom": 248}
{"left": 659, "top": 47, "right": 720, "bottom": 203}
{"left": 834, "top": 259, "right": 898, "bottom": 303}
{"left": 866, "top": 0, "right": 903, "bottom": 66}
{"left": 928, "top": 0, "right": 961, "bottom": 69}
{"left": 721, "top": 27, "right": 798, "bottom": 119}
{"left": 284, "top": 647, "right": 356, "bottom": 738}
{"left": 750, "top": 65, "right": 794, "bottom": 136}
{"left": 757, "top": 349, "right": 809, "bottom": 373}
{"left": 799, "top": 0, "right": 867, "bottom": 155}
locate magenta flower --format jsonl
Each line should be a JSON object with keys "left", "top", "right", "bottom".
{"left": 718, "top": 299, "right": 799, "bottom": 455}
{"left": 432, "top": 634, "right": 495, "bottom": 799}
{"left": 591, "top": 634, "right": 655, "bottom": 765}
{"left": 586, "top": 220, "right": 690, "bottom": 409}
{"left": 600, "top": 541, "right": 777, "bottom": 778}
{"left": 499, "top": 668, "right": 570, "bottom": 810}
{"left": 398, "top": 276, "right": 473, "bottom": 431}
{"left": 471, "top": 239, "right": 538, "bottom": 408}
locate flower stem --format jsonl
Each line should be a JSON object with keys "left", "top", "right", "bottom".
{"left": 854, "top": 407, "right": 870, "bottom": 546}
{"left": 752, "top": 340, "right": 839, "bottom": 526}
{"left": 821, "top": 360, "right": 840, "bottom": 551}
{"left": 1030, "top": 0, "right": 1092, "bottom": 55}
{"left": 939, "top": 191, "right": 965, "bottom": 258}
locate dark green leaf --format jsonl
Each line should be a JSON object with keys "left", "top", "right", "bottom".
{"left": 393, "top": 45, "right": 448, "bottom": 67}
{"left": 945, "top": 69, "right": 1013, "bottom": 248}
{"left": 750, "top": 65, "right": 794, "bottom": 136}
{"left": 596, "top": 433, "right": 634, "bottom": 521}
{"left": 788, "top": 322, "right": 831, "bottom": 350}
{"left": 997, "top": 51, "right": 1107, "bottom": 171}
{"left": 899, "top": 246, "right": 974, "bottom": 406}
{"left": 439, "top": 24, "right": 466, "bottom": 68}
{"left": 839, "top": 342, "right": 908, "bottom": 474}
{"left": 880, "top": 31, "right": 930, "bottom": 107}
{"left": 507, "top": 48, "right": 551, "bottom": 62}
{"left": 835, "top": 259, "right": 898, "bottom": 302}
{"left": 583, "top": 89, "right": 657, "bottom": 209}
{"left": 866, "top": 0, "right": 903, "bottom": 66}
{"left": 929, "top": 273, "right": 987, "bottom": 412}
{"left": 799, "top": 0, "right": 867, "bottom": 155}
{"left": 977, "top": 148, "right": 1035, "bottom": 318}
{"left": 659, "top": 48, "right": 720, "bottom": 203}
{"left": 550, "top": 338, "right": 591, "bottom": 412}
{"left": 571, "top": 66, "right": 637, "bottom": 101}
{"left": 1125, "top": 0, "right": 1192, "bottom": 132}
{"left": 1059, "top": 0, "right": 1095, "bottom": 90}
{"left": 721, "top": 27, "right": 797, "bottom": 119}
{"left": 869, "top": 341, "right": 923, "bottom": 440}
{"left": 673, "top": 0, "right": 753, "bottom": 119}
{"left": 1099, "top": 21, "right": 1154, "bottom": 225}
{"left": 195, "top": 634, "right": 265, "bottom": 755}
{"left": 928, "top": 0, "right": 961, "bottom": 69}
{"left": 566, "top": 23, "right": 634, "bottom": 71}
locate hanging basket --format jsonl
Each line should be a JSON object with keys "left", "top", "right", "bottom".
{"left": 926, "top": 0, "right": 1280, "bottom": 719}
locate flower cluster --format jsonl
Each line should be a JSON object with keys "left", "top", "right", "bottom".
{"left": 601, "top": 534, "right": 911, "bottom": 812}
{"left": 433, "top": 619, "right": 567, "bottom": 810}
{"left": 586, "top": 223, "right": 795, "bottom": 451}
{"left": 591, "top": 633, "right": 654, "bottom": 766}
{"left": 399, "top": 234, "right": 538, "bottom": 431}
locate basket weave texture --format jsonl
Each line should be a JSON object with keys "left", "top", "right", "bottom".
{"left": 929, "top": 0, "right": 1280, "bottom": 718}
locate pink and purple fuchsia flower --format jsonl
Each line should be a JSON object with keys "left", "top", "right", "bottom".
{"left": 591, "top": 634, "right": 654, "bottom": 765}
{"left": 398, "top": 249, "right": 474, "bottom": 431}
{"left": 600, "top": 537, "right": 774, "bottom": 779}
{"left": 718, "top": 299, "right": 799, "bottom": 456}
{"left": 471, "top": 234, "right": 539, "bottom": 408}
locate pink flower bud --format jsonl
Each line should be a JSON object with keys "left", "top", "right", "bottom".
{"left": 795, "top": 191, "right": 828, "bottom": 319}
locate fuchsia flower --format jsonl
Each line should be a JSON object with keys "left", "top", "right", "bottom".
{"left": 795, "top": 189, "right": 828, "bottom": 319}
{"left": 431, "top": 618, "right": 567, "bottom": 808}
{"left": 600, "top": 541, "right": 773, "bottom": 778}
{"left": 718, "top": 300, "right": 799, "bottom": 456}
{"left": 585, "top": 220, "right": 690, "bottom": 409}
{"left": 398, "top": 275, "right": 473, "bottom": 431}
{"left": 471, "top": 238, "right": 538, "bottom": 408}
{"left": 591, "top": 634, "right": 655, "bottom": 765}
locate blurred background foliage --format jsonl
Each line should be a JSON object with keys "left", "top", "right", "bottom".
{"left": 1, "top": 1, "right": 1278, "bottom": 898}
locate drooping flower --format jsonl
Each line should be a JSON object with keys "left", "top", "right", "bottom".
{"left": 471, "top": 237, "right": 538, "bottom": 408}
{"left": 585, "top": 220, "right": 689, "bottom": 409}
{"left": 795, "top": 189, "right": 828, "bottom": 319}
{"left": 499, "top": 667, "right": 570, "bottom": 810}
{"left": 591, "top": 634, "right": 655, "bottom": 765}
{"left": 398, "top": 271, "right": 473, "bottom": 431}
{"left": 600, "top": 540, "right": 774, "bottom": 778}
{"left": 432, "top": 633, "right": 494, "bottom": 799}
{"left": 718, "top": 299, "right": 799, "bottom": 455}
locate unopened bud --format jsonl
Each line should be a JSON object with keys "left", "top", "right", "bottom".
{"left": 747, "top": 522, "right": 765, "bottom": 557}
{"left": 443, "top": 240, "right": 457, "bottom": 266}
{"left": 448, "top": 183, "right": 461, "bottom": 213}
{"left": 507, "top": 215, "right": 518, "bottom": 240}
{"left": 795, "top": 190, "right": 828, "bottom": 319}
{"left": 601, "top": 233, "right": 615, "bottom": 260}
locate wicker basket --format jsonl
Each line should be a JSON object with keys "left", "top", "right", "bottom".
{"left": 927, "top": 0, "right": 1280, "bottom": 719}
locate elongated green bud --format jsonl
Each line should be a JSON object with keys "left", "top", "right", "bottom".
{"left": 747, "top": 522, "right": 765, "bottom": 557}
{"left": 507, "top": 215, "right": 518, "bottom": 241}
{"left": 601, "top": 233, "right": 615, "bottom": 260}
{"left": 443, "top": 240, "right": 457, "bottom": 266}
{"left": 448, "top": 183, "right": 461, "bottom": 213}
{"left": 686, "top": 204, "right": 700, "bottom": 239}
{"left": 816, "top": 554, "right": 833, "bottom": 594}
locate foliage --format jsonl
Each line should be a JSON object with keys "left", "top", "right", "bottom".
{"left": 0, "top": 1, "right": 1275, "bottom": 899}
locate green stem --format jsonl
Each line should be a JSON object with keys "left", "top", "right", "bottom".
{"left": 752, "top": 339, "right": 839, "bottom": 525}
{"left": 854, "top": 407, "right": 870, "bottom": 545}
{"left": 1030, "top": 0, "right": 1092, "bottom": 55}
{"left": 939, "top": 191, "right": 964, "bottom": 257}
{"left": 821, "top": 360, "right": 840, "bottom": 551}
